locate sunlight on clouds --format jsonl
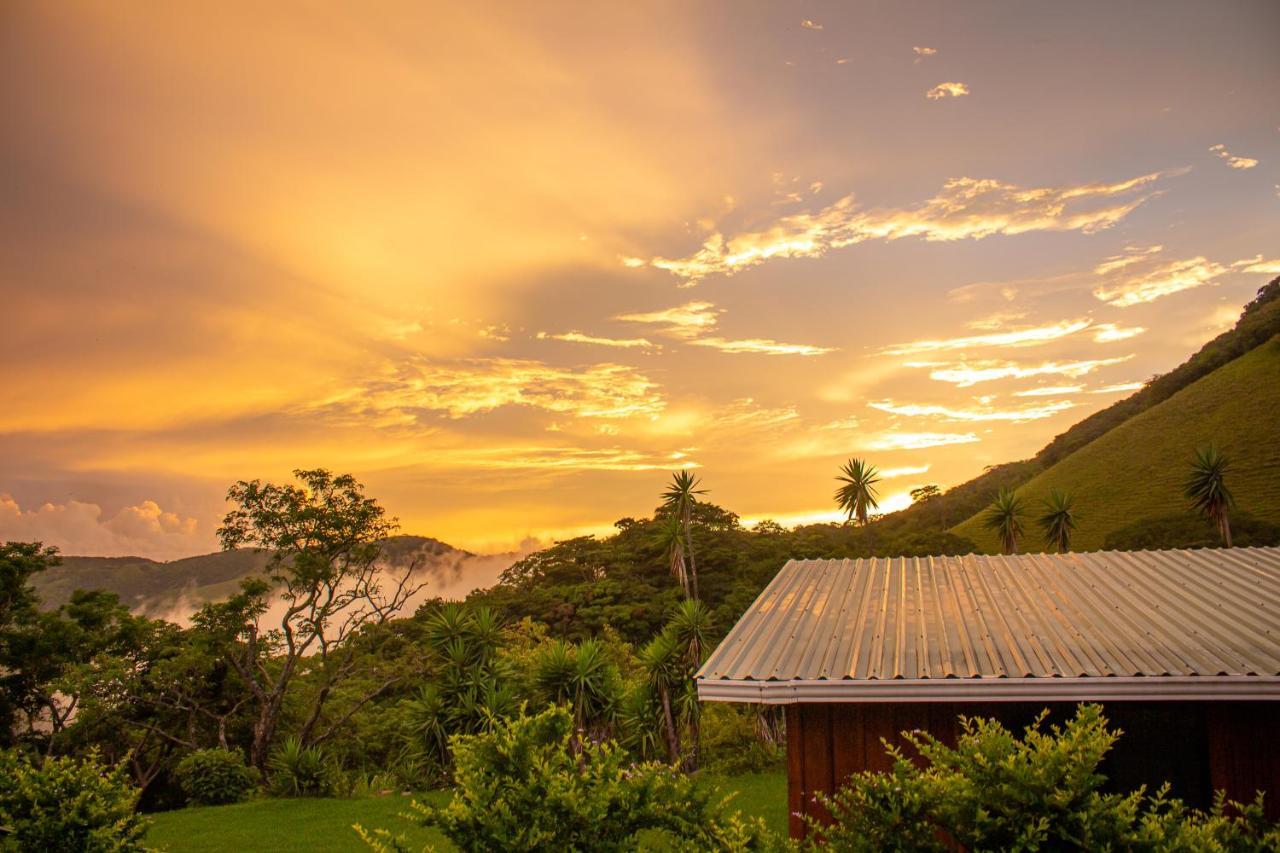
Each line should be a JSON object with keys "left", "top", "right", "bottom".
{"left": 913, "top": 46, "right": 937, "bottom": 57}
{"left": 801, "top": 19, "right": 823, "bottom": 30}
{"left": 1092, "top": 323, "right": 1145, "bottom": 342}
{"left": 616, "top": 302, "right": 721, "bottom": 338}
{"left": 864, "top": 432, "right": 980, "bottom": 451}
{"left": 1093, "top": 254, "right": 1227, "bottom": 307}
{"left": 629, "top": 171, "right": 1167, "bottom": 283}
{"left": 0, "top": 494, "right": 208, "bottom": 560}
{"left": 1209, "top": 143, "right": 1259, "bottom": 169}
{"left": 926, "top": 82, "right": 970, "bottom": 99}
{"left": 885, "top": 319, "right": 1091, "bottom": 355}
{"left": 690, "top": 337, "right": 834, "bottom": 355}
{"left": 1234, "top": 256, "right": 1280, "bottom": 274}
{"left": 880, "top": 465, "right": 931, "bottom": 479}
{"left": 1014, "top": 385, "right": 1085, "bottom": 397}
{"left": 537, "top": 331, "right": 656, "bottom": 349}
{"left": 868, "top": 399, "right": 1076, "bottom": 422}
{"left": 913, "top": 356, "right": 1134, "bottom": 387}
{"left": 1091, "top": 382, "right": 1145, "bottom": 394}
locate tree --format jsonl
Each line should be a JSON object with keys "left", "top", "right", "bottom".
{"left": 214, "top": 469, "right": 426, "bottom": 771}
{"left": 1037, "top": 489, "right": 1077, "bottom": 553}
{"left": 1184, "top": 446, "right": 1234, "bottom": 547}
{"left": 661, "top": 471, "right": 706, "bottom": 600}
{"left": 909, "top": 484, "right": 941, "bottom": 505}
{"left": 665, "top": 600, "right": 711, "bottom": 771}
{"left": 983, "top": 488, "right": 1026, "bottom": 555}
{"left": 0, "top": 542, "right": 58, "bottom": 744}
{"left": 655, "top": 514, "right": 690, "bottom": 598}
{"left": 835, "top": 459, "right": 880, "bottom": 526}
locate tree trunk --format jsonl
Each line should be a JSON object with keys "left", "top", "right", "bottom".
{"left": 1220, "top": 512, "right": 1233, "bottom": 548}
{"left": 250, "top": 693, "right": 284, "bottom": 772}
{"left": 658, "top": 682, "right": 680, "bottom": 764}
{"left": 683, "top": 509, "right": 699, "bottom": 602}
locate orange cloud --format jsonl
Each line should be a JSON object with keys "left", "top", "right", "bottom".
{"left": 885, "top": 319, "right": 1092, "bottom": 355}
{"left": 926, "top": 82, "right": 969, "bottom": 99}
{"left": 1209, "top": 143, "right": 1258, "bottom": 170}
{"left": 1093, "top": 253, "right": 1227, "bottom": 307}
{"left": 914, "top": 355, "right": 1134, "bottom": 387}
{"left": 537, "top": 331, "right": 656, "bottom": 349}
{"left": 863, "top": 432, "right": 981, "bottom": 451}
{"left": 868, "top": 398, "right": 1076, "bottom": 422}
{"left": 0, "top": 494, "right": 209, "bottom": 560}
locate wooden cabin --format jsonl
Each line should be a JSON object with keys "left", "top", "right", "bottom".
{"left": 695, "top": 548, "right": 1280, "bottom": 838}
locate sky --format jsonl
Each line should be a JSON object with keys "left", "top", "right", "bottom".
{"left": 2, "top": 1, "right": 1278, "bottom": 560}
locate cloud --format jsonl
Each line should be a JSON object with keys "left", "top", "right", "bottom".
{"left": 1091, "top": 381, "right": 1144, "bottom": 394}
{"left": 537, "top": 331, "right": 656, "bottom": 349}
{"left": 1091, "top": 323, "right": 1145, "bottom": 342}
{"left": 1092, "top": 252, "right": 1227, "bottom": 306}
{"left": 617, "top": 301, "right": 831, "bottom": 355}
{"left": 926, "top": 82, "right": 970, "bottom": 99}
{"left": 626, "top": 171, "right": 1168, "bottom": 283}
{"left": 912, "top": 355, "right": 1134, "bottom": 387}
{"left": 1013, "top": 385, "right": 1085, "bottom": 397}
{"left": 320, "top": 357, "right": 666, "bottom": 421}
{"left": 880, "top": 464, "right": 932, "bottom": 479}
{"left": 1233, "top": 256, "right": 1280, "bottom": 274}
{"left": 690, "top": 337, "right": 834, "bottom": 355}
{"left": 429, "top": 446, "right": 689, "bottom": 472}
{"left": 1209, "top": 143, "right": 1258, "bottom": 170}
{"left": 913, "top": 46, "right": 937, "bottom": 57}
{"left": 863, "top": 432, "right": 980, "bottom": 451}
{"left": 884, "top": 319, "right": 1092, "bottom": 355}
{"left": 869, "top": 398, "right": 1076, "bottom": 422}
{"left": 801, "top": 19, "right": 824, "bottom": 30}
{"left": 0, "top": 494, "right": 209, "bottom": 560}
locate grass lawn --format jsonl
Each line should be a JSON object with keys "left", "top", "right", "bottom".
{"left": 144, "top": 772, "right": 787, "bottom": 851}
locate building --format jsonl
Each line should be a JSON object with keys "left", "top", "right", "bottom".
{"left": 695, "top": 548, "right": 1280, "bottom": 838}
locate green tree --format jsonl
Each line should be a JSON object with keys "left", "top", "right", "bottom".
{"left": 215, "top": 469, "right": 426, "bottom": 772}
{"left": 531, "top": 638, "right": 620, "bottom": 741}
{"left": 983, "top": 488, "right": 1026, "bottom": 555}
{"left": 1037, "top": 489, "right": 1078, "bottom": 553}
{"left": 666, "top": 600, "right": 711, "bottom": 771}
{"left": 835, "top": 459, "right": 880, "bottom": 526}
{"left": 1184, "top": 446, "right": 1235, "bottom": 547}
{"left": 662, "top": 471, "right": 707, "bottom": 600}
{"left": 656, "top": 514, "right": 691, "bottom": 598}
{"left": 909, "top": 484, "right": 942, "bottom": 505}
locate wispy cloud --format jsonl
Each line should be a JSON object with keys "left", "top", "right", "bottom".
{"left": 1092, "top": 250, "right": 1227, "bottom": 306}
{"left": 537, "top": 331, "right": 656, "bottom": 349}
{"left": 1013, "top": 385, "right": 1085, "bottom": 397}
{"left": 320, "top": 358, "right": 666, "bottom": 421}
{"left": 1234, "top": 256, "right": 1280, "bottom": 274}
{"left": 912, "top": 355, "right": 1134, "bottom": 387}
{"left": 863, "top": 431, "right": 980, "bottom": 450}
{"left": 625, "top": 171, "right": 1168, "bottom": 283}
{"left": 884, "top": 319, "right": 1091, "bottom": 355}
{"left": 801, "top": 18, "right": 823, "bottom": 30}
{"left": 926, "top": 81, "right": 969, "bottom": 99}
{"left": 1091, "top": 323, "right": 1145, "bottom": 342}
{"left": 1209, "top": 143, "right": 1258, "bottom": 170}
{"left": 913, "top": 46, "right": 937, "bottom": 57}
{"left": 868, "top": 398, "right": 1076, "bottom": 422}
{"left": 690, "top": 337, "right": 834, "bottom": 355}
{"left": 880, "top": 464, "right": 932, "bottom": 478}
{"left": 617, "top": 301, "right": 832, "bottom": 355}
{"left": 1091, "top": 381, "right": 1144, "bottom": 394}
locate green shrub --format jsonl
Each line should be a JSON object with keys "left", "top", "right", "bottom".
{"left": 700, "top": 704, "right": 783, "bottom": 776}
{"left": 175, "top": 748, "right": 258, "bottom": 806}
{"left": 267, "top": 737, "right": 334, "bottom": 798}
{"left": 355, "top": 705, "right": 779, "bottom": 852}
{"left": 806, "top": 704, "right": 1280, "bottom": 852}
{"left": 0, "top": 748, "right": 149, "bottom": 852}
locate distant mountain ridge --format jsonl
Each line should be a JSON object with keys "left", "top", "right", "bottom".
{"left": 32, "top": 535, "right": 518, "bottom": 619}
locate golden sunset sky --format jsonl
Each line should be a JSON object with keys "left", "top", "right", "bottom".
{"left": 2, "top": 1, "right": 1278, "bottom": 559}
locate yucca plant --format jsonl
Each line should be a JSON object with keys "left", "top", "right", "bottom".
{"left": 835, "top": 458, "right": 881, "bottom": 526}
{"left": 661, "top": 471, "right": 707, "bottom": 600}
{"left": 1185, "top": 445, "right": 1235, "bottom": 547}
{"left": 984, "top": 488, "right": 1026, "bottom": 555}
{"left": 267, "top": 737, "right": 332, "bottom": 797}
{"left": 1037, "top": 489, "right": 1077, "bottom": 553}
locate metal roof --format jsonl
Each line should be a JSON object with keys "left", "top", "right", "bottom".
{"left": 697, "top": 548, "right": 1280, "bottom": 703}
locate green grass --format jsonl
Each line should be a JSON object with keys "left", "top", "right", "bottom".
{"left": 144, "top": 772, "right": 788, "bottom": 851}
{"left": 953, "top": 337, "right": 1280, "bottom": 552}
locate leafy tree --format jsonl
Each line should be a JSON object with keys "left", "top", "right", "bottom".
{"left": 666, "top": 600, "right": 711, "bottom": 770}
{"left": 909, "top": 485, "right": 942, "bottom": 505}
{"left": 835, "top": 459, "right": 880, "bottom": 526}
{"left": 1037, "top": 489, "right": 1078, "bottom": 553}
{"left": 355, "top": 705, "right": 776, "bottom": 852}
{"left": 0, "top": 542, "right": 59, "bottom": 744}
{"left": 175, "top": 748, "right": 257, "bottom": 805}
{"left": 983, "top": 488, "right": 1026, "bottom": 555}
{"left": 1184, "top": 446, "right": 1235, "bottom": 547}
{"left": 662, "top": 471, "right": 707, "bottom": 601}
{"left": 214, "top": 469, "right": 426, "bottom": 771}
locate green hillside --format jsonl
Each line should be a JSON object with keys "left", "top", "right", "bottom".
{"left": 952, "top": 336, "right": 1280, "bottom": 552}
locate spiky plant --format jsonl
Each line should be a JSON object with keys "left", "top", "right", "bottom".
{"left": 1037, "top": 489, "right": 1077, "bottom": 553}
{"left": 1184, "top": 445, "right": 1235, "bottom": 547}
{"left": 656, "top": 513, "right": 690, "bottom": 598}
{"left": 984, "top": 488, "right": 1026, "bottom": 555}
{"left": 835, "top": 458, "right": 881, "bottom": 526}
{"left": 661, "top": 471, "right": 707, "bottom": 600}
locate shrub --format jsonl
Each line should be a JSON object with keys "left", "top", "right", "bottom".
{"left": 805, "top": 704, "right": 1280, "bottom": 852}
{"left": 0, "top": 748, "right": 149, "bottom": 852}
{"left": 700, "top": 704, "right": 783, "bottom": 776}
{"left": 355, "top": 705, "right": 779, "bottom": 852}
{"left": 267, "top": 737, "right": 334, "bottom": 798}
{"left": 175, "top": 748, "right": 258, "bottom": 806}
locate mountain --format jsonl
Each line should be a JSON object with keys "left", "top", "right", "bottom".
{"left": 32, "top": 535, "right": 519, "bottom": 619}
{"left": 951, "top": 336, "right": 1280, "bottom": 551}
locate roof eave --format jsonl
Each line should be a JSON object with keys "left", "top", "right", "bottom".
{"left": 697, "top": 675, "right": 1280, "bottom": 704}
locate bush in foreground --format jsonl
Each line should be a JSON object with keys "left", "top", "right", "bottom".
{"left": 175, "top": 748, "right": 258, "bottom": 806}
{"left": 0, "top": 748, "right": 148, "bottom": 852}
{"left": 355, "top": 705, "right": 778, "bottom": 852}
{"left": 805, "top": 704, "right": 1280, "bottom": 852}
{"left": 268, "top": 737, "right": 334, "bottom": 798}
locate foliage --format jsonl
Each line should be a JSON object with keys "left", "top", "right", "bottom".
{"left": 835, "top": 458, "right": 881, "bottom": 526}
{"left": 531, "top": 637, "right": 621, "bottom": 739}
{"left": 175, "top": 748, "right": 257, "bottom": 805}
{"left": 983, "top": 488, "right": 1026, "bottom": 554}
{"left": 662, "top": 470, "right": 707, "bottom": 600}
{"left": 699, "top": 704, "right": 783, "bottom": 776}
{"left": 0, "top": 748, "right": 149, "bottom": 852}
{"left": 1037, "top": 488, "right": 1078, "bottom": 552}
{"left": 268, "top": 737, "right": 334, "bottom": 798}
{"left": 805, "top": 704, "right": 1280, "bottom": 852}
{"left": 1104, "top": 512, "right": 1280, "bottom": 551}
{"left": 1185, "top": 445, "right": 1235, "bottom": 547}
{"left": 356, "top": 705, "right": 778, "bottom": 852}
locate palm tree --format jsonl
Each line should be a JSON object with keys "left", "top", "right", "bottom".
{"left": 835, "top": 458, "right": 880, "bottom": 525}
{"left": 1185, "top": 446, "right": 1234, "bottom": 547}
{"left": 637, "top": 631, "right": 683, "bottom": 764}
{"left": 662, "top": 471, "right": 706, "bottom": 600}
{"left": 656, "top": 513, "right": 690, "bottom": 598}
{"left": 1037, "top": 489, "right": 1077, "bottom": 553}
{"left": 666, "top": 600, "right": 711, "bottom": 770}
{"left": 984, "top": 488, "right": 1026, "bottom": 555}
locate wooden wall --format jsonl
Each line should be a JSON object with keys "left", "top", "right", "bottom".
{"left": 785, "top": 701, "right": 1280, "bottom": 840}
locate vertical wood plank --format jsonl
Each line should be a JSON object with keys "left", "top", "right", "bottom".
{"left": 1208, "top": 703, "right": 1280, "bottom": 821}
{"left": 786, "top": 704, "right": 804, "bottom": 839}
{"left": 802, "top": 704, "right": 835, "bottom": 827}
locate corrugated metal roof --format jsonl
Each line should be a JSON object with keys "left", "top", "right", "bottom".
{"left": 697, "top": 548, "right": 1280, "bottom": 699}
